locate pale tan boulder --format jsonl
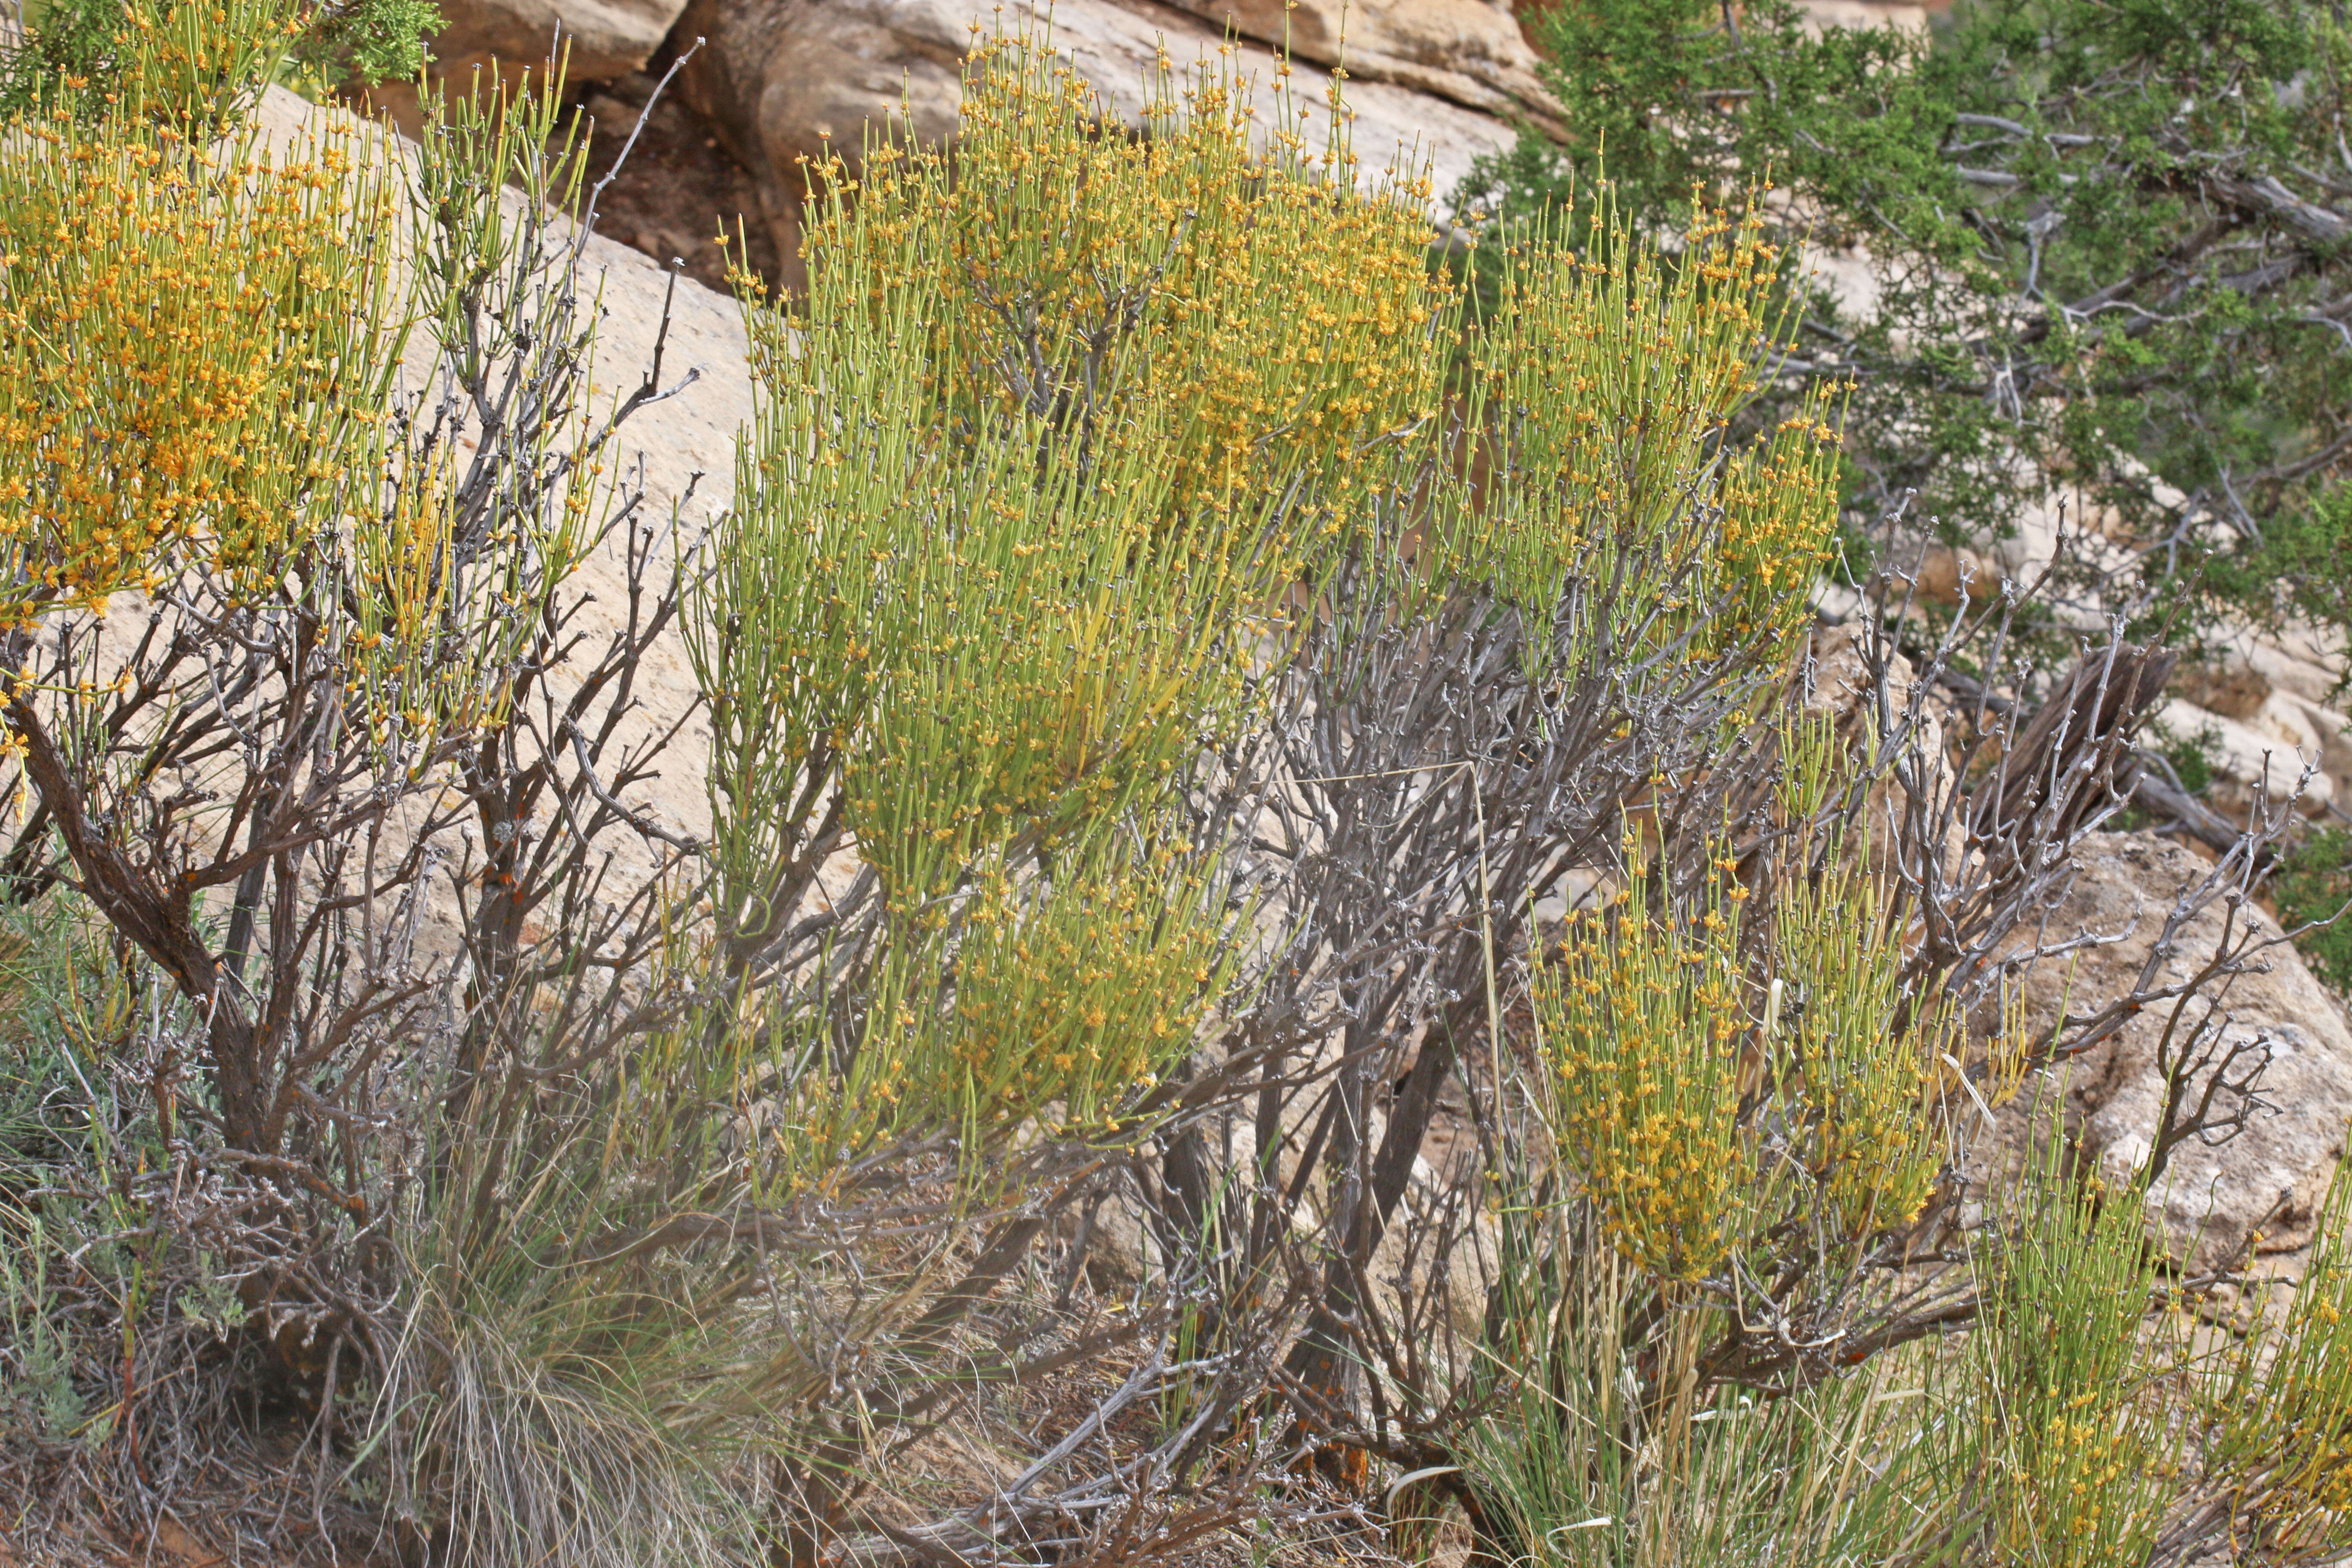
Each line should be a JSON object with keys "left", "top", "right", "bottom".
{"left": 1160, "top": 0, "right": 1560, "bottom": 129}
{"left": 2156, "top": 697, "right": 2332, "bottom": 818}
{"left": 2245, "top": 634, "right": 2346, "bottom": 710}
{"left": 423, "top": 0, "right": 692, "bottom": 88}
{"left": 673, "top": 0, "right": 968, "bottom": 209}
{"left": 1800, "top": 0, "right": 1932, "bottom": 30}
{"left": 2280, "top": 694, "right": 2352, "bottom": 795}
{"left": 2174, "top": 654, "right": 2274, "bottom": 722}
{"left": 2007, "top": 832, "right": 2352, "bottom": 1270}
{"left": 2174, "top": 628, "right": 2346, "bottom": 722}
{"left": 1905, "top": 542, "right": 1995, "bottom": 607}
{"left": 1028, "top": 0, "right": 1516, "bottom": 192}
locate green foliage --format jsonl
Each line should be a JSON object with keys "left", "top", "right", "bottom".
{"left": 1458, "top": 690, "right": 2352, "bottom": 1560}
{"left": 1436, "top": 193, "right": 1841, "bottom": 657}
{"left": 2273, "top": 827, "right": 2352, "bottom": 991}
{"left": 1535, "top": 719, "right": 2013, "bottom": 1288}
{"left": 693, "top": 41, "right": 1409, "bottom": 1155}
{"left": 28, "top": 2, "right": 2318, "bottom": 1559}
{"left": 0, "top": 32, "right": 736, "bottom": 1556}
{"left": 1473, "top": 986, "right": 2352, "bottom": 1562}
{"left": 1463, "top": 1219, "right": 1935, "bottom": 1565}
{"left": 697, "top": 35, "right": 1837, "bottom": 1151}
{"left": 1466, "top": 0, "right": 2352, "bottom": 655}
{"left": 686, "top": 31, "right": 1844, "bottom": 1543}
{"left": 1464, "top": 1072, "right": 2206, "bottom": 1563}
{"left": 383, "top": 1074, "right": 780, "bottom": 1568}
{"left": 2152, "top": 711, "right": 2222, "bottom": 799}
{"left": 0, "top": 0, "right": 131, "bottom": 116}
{"left": 2241, "top": 487, "right": 2352, "bottom": 672}
{"left": 2206, "top": 1144, "right": 2352, "bottom": 1557}
{"left": 0, "top": 0, "right": 307, "bottom": 131}
{"left": 1961, "top": 1146, "right": 2182, "bottom": 1563}
{"left": 0, "top": 900, "right": 186, "bottom": 1456}
{"left": 294, "top": 0, "right": 441, "bottom": 87}
{"left": 0, "top": 0, "right": 439, "bottom": 120}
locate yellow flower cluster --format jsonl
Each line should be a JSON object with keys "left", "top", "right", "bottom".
{"left": 1439, "top": 194, "right": 1842, "bottom": 672}
{"left": 344, "top": 448, "right": 535, "bottom": 775}
{"left": 1534, "top": 827, "right": 2003, "bottom": 1283}
{"left": 1773, "top": 862, "right": 1951, "bottom": 1237}
{"left": 1536, "top": 903, "right": 1750, "bottom": 1282}
{"left": 732, "top": 32, "right": 1456, "bottom": 915}
{"left": 2004, "top": 1406, "right": 2141, "bottom": 1559}
{"left": 931, "top": 850, "right": 1225, "bottom": 1128}
{"left": 839, "top": 493, "right": 1244, "bottom": 906}
{"left": 744, "top": 831, "right": 1228, "bottom": 1179}
{"left": 710, "top": 28, "right": 1871, "bottom": 1166}
{"left": 124, "top": 0, "right": 309, "bottom": 136}
{"left": 2220, "top": 1226, "right": 2352, "bottom": 1544}
{"left": 0, "top": 100, "right": 387, "bottom": 625}
{"left": 791, "top": 32, "right": 1444, "bottom": 556}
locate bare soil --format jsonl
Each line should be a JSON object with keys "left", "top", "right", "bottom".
{"left": 571, "top": 70, "right": 782, "bottom": 300}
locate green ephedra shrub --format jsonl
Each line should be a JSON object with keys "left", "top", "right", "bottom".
{"left": 694, "top": 37, "right": 1839, "bottom": 1156}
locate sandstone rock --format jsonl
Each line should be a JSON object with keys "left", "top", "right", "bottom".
{"left": 1805, "top": 620, "right": 1907, "bottom": 738}
{"left": 2174, "top": 631, "right": 2347, "bottom": 719}
{"left": 1907, "top": 542, "right": 1995, "bottom": 608}
{"left": 2249, "top": 689, "right": 2327, "bottom": 760}
{"left": 2174, "top": 654, "right": 2273, "bottom": 722}
{"left": 674, "top": 0, "right": 967, "bottom": 224}
{"left": 2156, "top": 697, "right": 2332, "bottom": 817}
{"left": 423, "top": 0, "right": 690, "bottom": 89}
{"left": 2253, "top": 623, "right": 2349, "bottom": 706}
{"left": 1161, "top": 0, "right": 1560, "bottom": 129}
{"left": 1880, "top": 512, "right": 2113, "bottom": 626}
{"left": 2220, "top": 634, "right": 2350, "bottom": 800}
{"left": 2251, "top": 639, "right": 2343, "bottom": 709}
{"left": 2282, "top": 693, "right": 2352, "bottom": 793}
{"left": 1029, "top": 0, "right": 1514, "bottom": 194}
{"left": 2159, "top": 627, "right": 2351, "bottom": 811}
{"left": 1987, "top": 503, "right": 2137, "bottom": 630}
{"left": 676, "top": 0, "right": 1515, "bottom": 290}
{"left": 1366, "top": 1155, "right": 1499, "bottom": 1351}
{"left": 1802, "top": 622, "right": 1964, "bottom": 873}
{"left": 2007, "top": 831, "right": 2352, "bottom": 1269}
{"left": 1802, "top": 240, "right": 1883, "bottom": 322}
{"left": 258, "top": 85, "right": 750, "bottom": 859}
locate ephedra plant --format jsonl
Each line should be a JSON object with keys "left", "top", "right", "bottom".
{"left": 1442, "top": 633, "right": 2352, "bottom": 1565}
{"left": 0, "top": 5, "right": 2343, "bottom": 1565}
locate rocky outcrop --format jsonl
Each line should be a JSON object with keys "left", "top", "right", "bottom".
{"left": 2158, "top": 625, "right": 2349, "bottom": 820}
{"left": 1161, "top": 0, "right": 1560, "bottom": 130}
{"left": 423, "top": 0, "right": 691, "bottom": 88}
{"left": 670, "top": 0, "right": 967, "bottom": 232}
{"left": 2004, "top": 832, "right": 2352, "bottom": 1270}
{"left": 671, "top": 0, "right": 1518, "bottom": 289}
{"left": 260, "top": 85, "right": 746, "bottom": 854}
{"left": 388, "top": 0, "right": 1549, "bottom": 299}
{"left": 1841, "top": 496, "right": 2351, "bottom": 829}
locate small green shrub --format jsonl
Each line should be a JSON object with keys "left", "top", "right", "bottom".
{"left": 2274, "top": 827, "right": 2352, "bottom": 991}
{"left": 2151, "top": 712, "right": 2223, "bottom": 800}
{"left": 0, "top": 0, "right": 438, "bottom": 126}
